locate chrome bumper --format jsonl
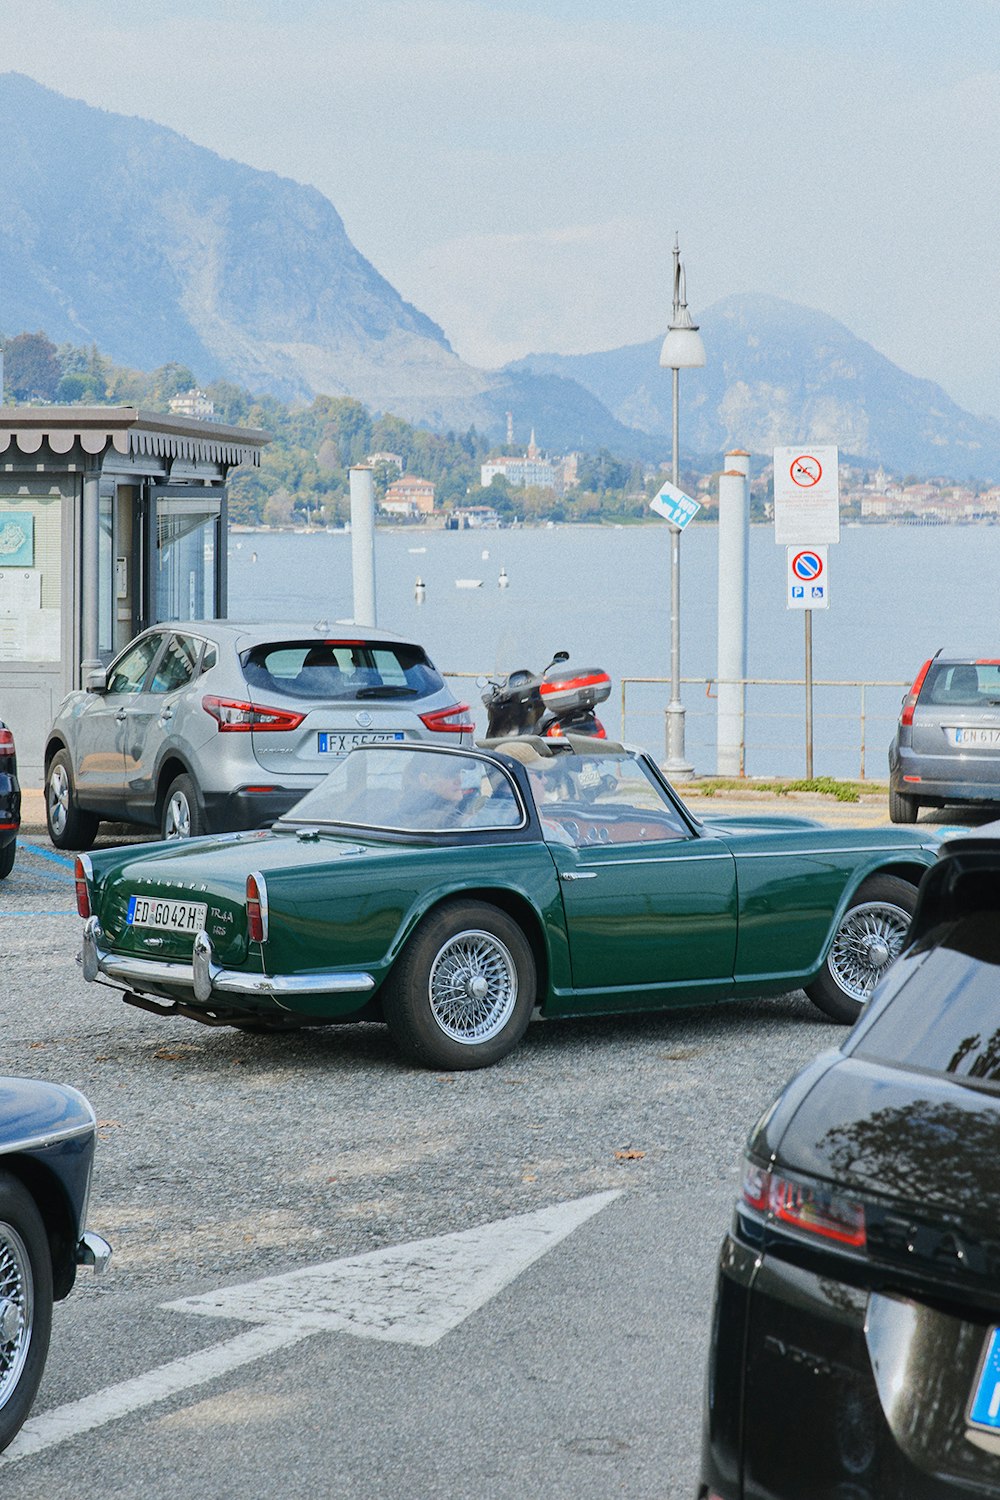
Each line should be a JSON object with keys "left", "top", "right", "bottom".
{"left": 81, "top": 917, "right": 375, "bottom": 1005}
{"left": 76, "top": 1231, "right": 112, "bottom": 1274}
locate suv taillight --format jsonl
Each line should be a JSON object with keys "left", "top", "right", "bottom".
{"left": 419, "top": 703, "right": 474, "bottom": 734}
{"left": 202, "top": 696, "right": 304, "bottom": 733}
{"left": 900, "top": 659, "right": 933, "bottom": 727}
{"left": 0, "top": 728, "right": 14, "bottom": 754}
{"left": 741, "top": 1159, "right": 866, "bottom": 1248}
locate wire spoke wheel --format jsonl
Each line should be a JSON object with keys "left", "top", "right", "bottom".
{"left": 828, "top": 900, "right": 912, "bottom": 1004}
{"left": 0, "top": 1222, "right": 34, "bottom": 1417}
{"left": 428, "top": 929, "right": 518, "bottom": 1045}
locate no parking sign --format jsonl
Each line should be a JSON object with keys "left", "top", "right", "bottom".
{"left": 786, "top": 546, "right": 829, "bottom": 610}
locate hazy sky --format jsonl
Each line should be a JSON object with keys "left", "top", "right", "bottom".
{"left": 3, "top": 0, "right": 1000, "bottom": 413}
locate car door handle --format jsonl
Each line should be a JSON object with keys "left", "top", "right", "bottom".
{"left": 115, "top": 708, "right": 127, "bottom": 723}
{"left": 560, "top": 871, "right": 597, "bottom": 881}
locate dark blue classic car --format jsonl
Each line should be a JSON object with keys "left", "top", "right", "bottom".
{"left": 0, "top": 1077, "right": 110, "bottom": 1451}
{"left": 0, "top": 718, "right": 20, "bottom": 880}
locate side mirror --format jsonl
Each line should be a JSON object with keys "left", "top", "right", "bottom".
{"left": 553, "top": 651, "right": 570, "bottom": 664}
{"left": 85, "top": 668, "right": 108, "bottom": 694}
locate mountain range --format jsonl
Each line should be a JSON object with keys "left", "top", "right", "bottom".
{"left": 3, "top": 72, "right": 1000, "bottom": 479}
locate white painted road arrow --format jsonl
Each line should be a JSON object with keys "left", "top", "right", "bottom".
{"left": 3, "top": 1190, "right": 620, "bottom": 1465}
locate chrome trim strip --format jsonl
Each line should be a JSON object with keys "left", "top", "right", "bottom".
{"left": 83, "top": 923, "right": 374, "bottom": 1000}
{"left": 573, "top": 854, "right": 733, "bottom": 868}
{"left": 0, "top": 1120, "right": 96, "bottom": 1153}
{"left": 734, "top": 846, "right": 927, "bottom": 859}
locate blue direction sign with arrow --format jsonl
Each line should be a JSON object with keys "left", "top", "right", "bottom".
{"left": 649, "top": 479, "right": 701, "bottom": 530}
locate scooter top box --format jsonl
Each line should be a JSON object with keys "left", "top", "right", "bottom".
{"left": 539, "top": 666, "right": 611, "bottom": 713}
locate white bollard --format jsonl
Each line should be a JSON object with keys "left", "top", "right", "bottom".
{"left": 717, "top": 451, "right": 750, "bottom": 776}
{"left": 349, "top": 466, "right": 377, "bottom": 627}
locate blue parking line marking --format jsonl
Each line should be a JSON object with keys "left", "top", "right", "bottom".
{"left": 0, "top": 910, "right": 76, "bottom": 917}
{"left": 15, "top": 840, "right": 76, "bottom": 876}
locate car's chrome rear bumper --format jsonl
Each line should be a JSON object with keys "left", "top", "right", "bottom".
{"left": 81, "top": 917, "right": 375, "bottom": 1005}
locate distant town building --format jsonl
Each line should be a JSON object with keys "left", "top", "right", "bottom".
{"left": 367, "top": 451, "right": 404, "bottom": 472}
{"left": 168, "top": 388, "right": 215, "bottom": 419}
{"left": 382, "top": 475, "right": 435, "bottom": 517}
{"left": 452, "top": 505, "right": 501, "bottom": 528}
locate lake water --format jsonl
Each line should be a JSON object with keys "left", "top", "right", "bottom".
{"left": 228, "top": 523, "right": 993, "bottom": 779}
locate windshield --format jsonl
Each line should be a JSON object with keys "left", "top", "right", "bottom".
{"left": 854, "top": 912, "right": 1000, "bottom": 1086}
{"left": 282, "top": 747, "right": 525, "bottom": 833}
{"left": 522, "top": 751, "right": 689, "bottom": 847}
{"left": 242, "top": 639, "right": 443, "bottom": 701}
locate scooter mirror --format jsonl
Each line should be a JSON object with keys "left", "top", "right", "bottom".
{"left": 476, "top": 675, "right": 489, "bottom": 689}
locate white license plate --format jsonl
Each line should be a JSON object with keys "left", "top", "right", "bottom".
{"left": 948, "top": 727, "right": 1000, "bottom": 746}
{"left": 127, "top": 895, "right": 208, "bottom": 932}
{"left": 317, "top": 731, "right": 405, "bottom": 754}
{"left": 969, "top": 1327, "right": 1000, "bottom": 1432}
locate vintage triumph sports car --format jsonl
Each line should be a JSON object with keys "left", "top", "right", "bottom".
{"left": 0, "top": 1077, "right": 110, "bottom": 1451}
{"left": 76, "top": 738, "right": 939, "bottom": 1070}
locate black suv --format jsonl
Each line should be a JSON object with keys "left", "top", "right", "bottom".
{"left": 700, "top": 825, "right": 1000, "bottom": 1497}
{"left": 0, "top": 717, "right": 21, "bottom": 878}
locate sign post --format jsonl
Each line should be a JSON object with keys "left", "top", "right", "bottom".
{"left": 775, "top": 447, "right": 839, "bottom": 776}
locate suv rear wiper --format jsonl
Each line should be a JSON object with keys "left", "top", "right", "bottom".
{"left": 354, "top": 685, "right": 417, "bottom": 698}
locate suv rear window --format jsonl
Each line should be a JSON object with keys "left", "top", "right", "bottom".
{"left": 920, "top": 661, "right": 1000, "bottom": 707}
{"left": 241, "top": 640, "right": 444, "bottom": 701}
{"left": 853, "top": 908, "right": 1000, "bottom": 1086}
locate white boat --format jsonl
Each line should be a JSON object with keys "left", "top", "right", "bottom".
{"left": 455, "top": 578, "right": 483, "bottom": 589}
{"left": 408, "top": 546, "right": 427, "bottom": 553}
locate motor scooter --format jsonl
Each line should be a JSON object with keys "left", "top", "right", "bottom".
{"left": 481, "top": 651, "right": 611, "bottom": 740}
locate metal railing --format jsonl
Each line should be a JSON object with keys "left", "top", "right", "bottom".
{"left": 616, "top": 676, "right": 909, "bottom": 780}
{"left": 445, "top": 671, "right": 908, "bottom": 780}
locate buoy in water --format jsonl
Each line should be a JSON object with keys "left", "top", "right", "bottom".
{"left": 498, "top": 566, "right": 509, "bottom": 589}
{"left": 415, "top": 576, "right": 426, "bottom": 602}
{"left": 481, "top": 548, "right": 490, "bottom": 560}
{"left": 251, "top": 551, "right": 258, "bottom": 563}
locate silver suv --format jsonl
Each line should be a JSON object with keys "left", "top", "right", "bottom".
{"left": 889, "top": 652, "right": 1000, "bottom": 822}
{"left": 44, "top": 621, "right": 472, "bottom": 848}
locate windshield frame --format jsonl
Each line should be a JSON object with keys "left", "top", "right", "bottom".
{"left": 278, "top": 742, "right": 531, "bottom": 838}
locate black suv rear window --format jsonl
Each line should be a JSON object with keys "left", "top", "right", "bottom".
{"left": 854, "top": 910, "right": 1000, "bottom": 1085}
{"left": 241, "top": 640, "right": 444, "bottom": 701}
{"left": 920, "top": 661, "right": 1000, "bottom": 707}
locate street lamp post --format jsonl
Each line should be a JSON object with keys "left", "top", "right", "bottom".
{"left": 659, "top": 234, "right": 706, "bottom": 777}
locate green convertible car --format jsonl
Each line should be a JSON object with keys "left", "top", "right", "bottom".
{"left": 76, "top": 737, "right": 938, "bottom": 1069}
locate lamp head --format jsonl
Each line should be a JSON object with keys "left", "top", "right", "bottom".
{"left": 659, "top": 237, "right": 706, "bottom": 369}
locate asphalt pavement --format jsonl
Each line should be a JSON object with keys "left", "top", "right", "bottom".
{"left": 0, "top": 786, "right": 985, "bottom": 1498}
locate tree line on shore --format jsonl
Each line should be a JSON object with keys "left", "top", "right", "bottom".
{"left": 0, "top": 329, "right": 720, "bottom": 525}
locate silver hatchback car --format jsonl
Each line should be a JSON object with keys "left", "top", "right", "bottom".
{"left": 889, "top": 651, "right": 1000, "bottom": 822}
{"left": 44, "top": 622, "right": 472, "bottom": 848}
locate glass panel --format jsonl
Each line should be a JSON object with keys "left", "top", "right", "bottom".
{"left": 149, "top": 634, "right": 199, "bottom": 694}
{"left": 98, "top": 486, "right": 114, "bottom": 657}
{"left": 156, "top": 501, "right": 218, "bottom": 622}
{"left": 524, "top": 752, "right": 688, "bottom": 846}
{"left": 0, "top": 494, "right": 62, "bottom": 662}
{"left": 107, "top": 635, "right": 163, "bottom": 695}
{"left": 921, "top": 662, "right": 1000, "bottom": 707}
{"left": 241, "top": 639, "right": 442, "bottom": 700}
{"left": 284, "top": 747, "right": 524, "bottom": 832}
{"left": 855, "top": 913, "right": 1000, "bottom": 1085}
